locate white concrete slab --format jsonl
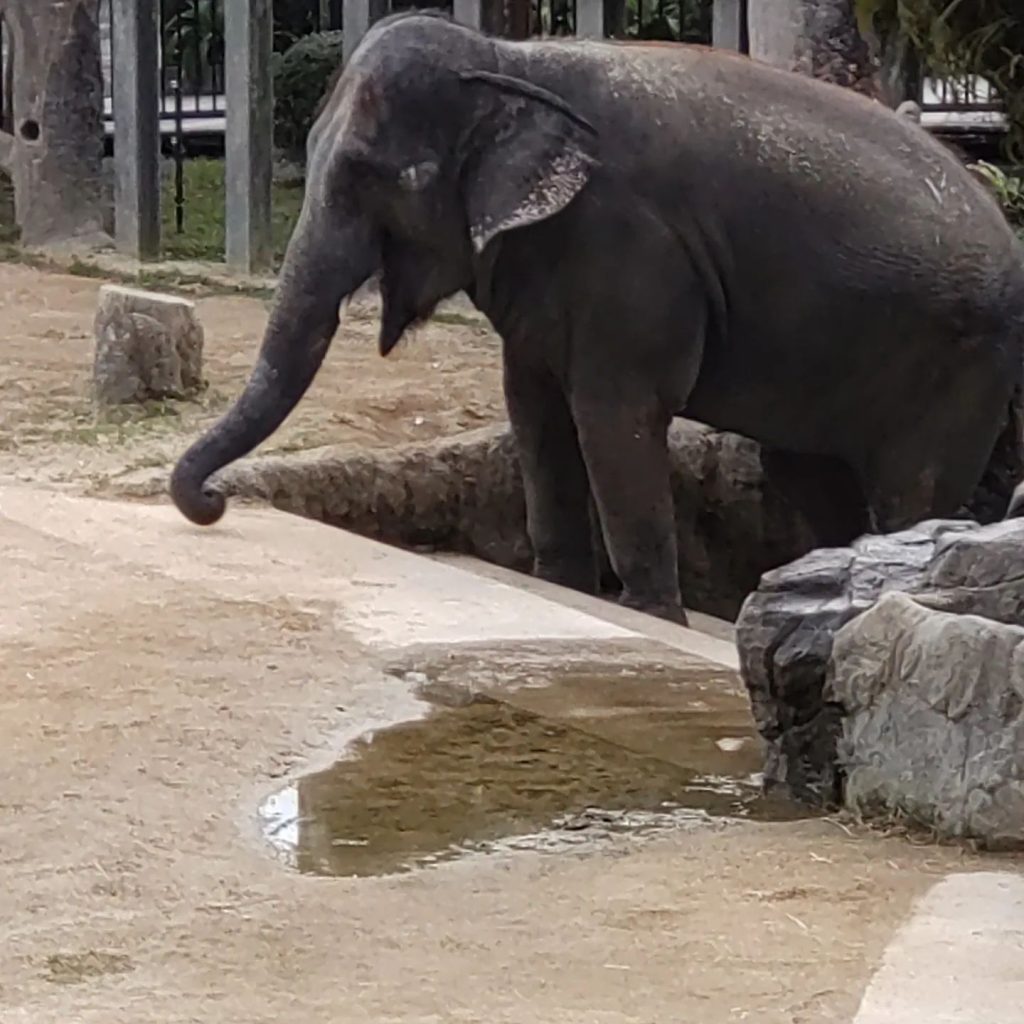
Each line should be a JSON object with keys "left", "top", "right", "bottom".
{"left": 0, "top": 485, "right": 746, "bottom": 666}
{"left": 433, "top": 550, "right": 740, "bottom": 670}
{"left": 853, "top": 871, "right": 1024, "bottom": 1024}
{"left": 0, "top": 485, "right": 639, "bottom": 650}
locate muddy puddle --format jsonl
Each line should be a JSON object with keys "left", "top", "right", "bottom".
{"left": 260, "top": 653, "right": 815, "bottom": 877}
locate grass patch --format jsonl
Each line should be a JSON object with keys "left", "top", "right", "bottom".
{"left": 0, "top": 172, "right": 17, "bottom": 244}
{"left": 162, "top": 158, "right": 304, "bottom": 264}
{"left": 0, "top": 159, "right": 303, "bottom": 266}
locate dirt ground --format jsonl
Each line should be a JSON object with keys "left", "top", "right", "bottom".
{"left": 0, "top": 263, "right": 506, "bottom": 492}
{"left": 0, "top": 261, "right": 1015, "bottom": 1023}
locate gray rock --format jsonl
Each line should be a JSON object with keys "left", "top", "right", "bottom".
{"left": 736, "top": 519, "right": 979, "bottom": 805}
{"left": 737, "top": 518, "right": 1024, "bottom": 814}
{"left": 830, "top": 591, "right": 1024, "bottom": 849}
{"left": 93, "top": 285, "right": 205, "bottom": 406}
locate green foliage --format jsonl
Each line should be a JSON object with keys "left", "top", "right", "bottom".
{"left": 534, "top": 0, "right": 712, "bottom": 41}
{"left": 163, "top": 0, "right": 224, "bottom": 91}
{"left": 624, "top": 0, "right": 712, "bottom": 42}
{"left": 272, "top": 30, "right": 346, "bottom": 161}
{"left": 272, "top": 0, "right": 328, "bottom": 52}
{"left": 855, "top": 0, "right": 1023, "bottom": 155}
{"left": 970, "top": 161, "right": 1024, "bottom": 226}
{"left": 162, "top": 159, "right": 304, "bottom": 266}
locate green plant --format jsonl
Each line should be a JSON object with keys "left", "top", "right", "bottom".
{"left": 855, "top": 0, "right": 1023, "bottom": 157}
{"left": 273, "top": 30, "right": 346, "bottom": 161}
{"left": 625, "top": 0, "right": 711, "bottom": 42}
{"left": 273, "top": 0, "right": 327, "bottom": 52}
{"left": 163, "top": 0, "right": 225, "bottom": 92}
{"left": 970, "top": 161, "right": 1024, "bottom": 226}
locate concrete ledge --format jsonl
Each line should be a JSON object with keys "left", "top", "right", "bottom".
{"left": 0, "top": 485, "right": 740, "bottom": 669}
{"left": 854, "top": 871, "right": 1024, "bottom": 1024}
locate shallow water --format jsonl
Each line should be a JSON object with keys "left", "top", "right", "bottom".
{"left": 260, "top": 657, "right": 814, "bottom": 877}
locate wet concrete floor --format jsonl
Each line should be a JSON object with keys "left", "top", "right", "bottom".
{"left": 260, "top": 651, "right": 815, "bottom": 877}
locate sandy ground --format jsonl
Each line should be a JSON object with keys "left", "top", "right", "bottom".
{"left": 0, "top": 262, "right": 1017, "bottom": 1023}
{"left": 0, "top": 263, "right": 505, "bottom": 491}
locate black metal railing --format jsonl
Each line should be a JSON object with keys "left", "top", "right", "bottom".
{"left": 919, "top": 74, "right": 1004, "bottom": 115}
{"left": 0, "top": 16, "right": 10, "bottom": 135}
{"left": 0, "top": 1, "right": 1009, "bottom": 243}
{"left": 98, "top": 0, "right": 341, "bottom": 236}
{"left": 100, "top": 0, "right": 348, "bottom": 136}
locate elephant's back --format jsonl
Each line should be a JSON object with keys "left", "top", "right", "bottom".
{"left": 516, "top": 37, "right": 1019, "bottom": 280}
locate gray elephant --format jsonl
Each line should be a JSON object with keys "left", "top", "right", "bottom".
{"left": 170, "top": 12, "right": 1024, "bottom": 624}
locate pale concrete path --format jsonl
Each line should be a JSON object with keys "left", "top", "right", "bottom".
{"left": 854, "top": 872, "right": 1024, "bottom": 1024}
{"left": 0, "top": 481, "right": 1018, "bottom": 1024}
{"left": 0, "top": 484, "right": 730, "bottom": 660}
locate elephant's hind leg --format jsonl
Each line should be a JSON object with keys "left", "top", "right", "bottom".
{"left": 862, "top": 350, "right": 1016, "bottom": 532}
{"left": 760, "top": 449, "right": 870, "bottom": 548}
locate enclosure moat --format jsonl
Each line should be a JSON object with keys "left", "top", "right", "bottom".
{"left": 259, "top": 657, "right": 815, "bottom": 877}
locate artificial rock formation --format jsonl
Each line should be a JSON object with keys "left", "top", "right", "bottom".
{"left": 832, "top": 591, "right": 1024, "bottom": 850}
{"left": 736, "top": 520, "right": 977, "bottom": 805}
{"left": 93, "top": 285, "right": 205, "bottom": 406}
{"left": 197, "top": 384, "right": 1021, "bottom": 622}
{"left": 737, "top": 518, "right": 1024, "bottom": 846}
{"left": 214, "top": 421, "right": 819, "bottom": 621}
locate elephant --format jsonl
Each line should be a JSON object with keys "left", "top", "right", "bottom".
{"left": 169, "top": 11, "right": 1024, "bottom": 625}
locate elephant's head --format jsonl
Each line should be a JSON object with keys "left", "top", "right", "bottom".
{"left": 169, "top": 12, "right": 598, "bottom": 525}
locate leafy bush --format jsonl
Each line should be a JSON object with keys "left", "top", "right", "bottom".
{"left": 855, "top": 0, "right": 1023, "bottom": 157}
{"left": 272, "top": 31, "right": 346, "bottom": 162}
{"left": 970, "top": 161, "right": 1024, "bottom": 227}
{"left": 163, "top": 0, "right": 224, "bottom": 92}
{"left": 273, "top": 0, "right": 329, "bottom": 52}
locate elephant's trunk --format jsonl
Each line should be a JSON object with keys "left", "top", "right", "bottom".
{"left": 170, "top": 214, "right": 378, "bottom": 526}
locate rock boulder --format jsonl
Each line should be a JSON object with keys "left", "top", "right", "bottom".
{"left": 737, "top": 518, "right": 1024, "bottom": 845}
{"left": 831, "top": 591, "right": 1024, "bottom": 849}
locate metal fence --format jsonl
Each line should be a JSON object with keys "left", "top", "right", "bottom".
{"left": 0, "top": 2, "right": 1008, "bottom": 144}
{"left": 88, "top": 0, "right": 713, "bottom": 148}
{"left": 0, "top": 2, "right": 1009, "bottom": 237}
{"left": 99, "top": 0, "right": 343, "bottom": 141}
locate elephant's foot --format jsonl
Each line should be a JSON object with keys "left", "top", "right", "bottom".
{"left": 533, "top": 555, "right": 598, "bottom": 596}
{"left": 618, "top": 591, "right": 689, "bottom": 627}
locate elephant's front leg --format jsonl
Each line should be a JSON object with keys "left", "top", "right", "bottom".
{"left": 571, "top": 390, "right": 685, "bottom": 624}
{"left": 503, "top": 353, "right": 598, "bottom": 594}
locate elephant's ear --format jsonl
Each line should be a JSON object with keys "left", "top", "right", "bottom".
{"left": 458, "top": 70, "right": 599, "bottom": 254}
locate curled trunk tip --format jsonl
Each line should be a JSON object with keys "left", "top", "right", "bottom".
{"left": 170, "top": 458, "right": 227, "bottom": 526}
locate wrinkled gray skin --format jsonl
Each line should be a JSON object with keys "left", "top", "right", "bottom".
{"left": 170, "top": 12, "right": 1024, "bottom": 624}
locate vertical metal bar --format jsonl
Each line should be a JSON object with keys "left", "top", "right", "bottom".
{"left": 452, "top": 0, "right": 482, "bottom": 31}
{"left": 104, "top": 0, "right": 113, "bottom": 124}
{"left": 206, "top": 0, "right": 217, "bottom": 97}
{"left": 0, "top": 18, "right": 6, "bottom": 135}
{"left": 344, "top": 0, "right": 372, "bottom": 61}
{"left": 712, "top": 0, "right": 743, "bottom": 51}
{"left": 192, "top": 0, "right": 202, "bottom": 109}
{"left": 174, "top": 22, "right": 185, "bottom": 234}
{"left": 112, "top": 0, "right": 162, "bottom": 258}
{"left": 575, "top": 0, "right": 603, "bottom": 38}
{"left": 225, "top": 0, "right": 274, "bottom": 272}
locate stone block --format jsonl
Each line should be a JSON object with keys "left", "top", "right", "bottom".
{"left": 831, "top": 591, "right": 1024, "bottom": 849}
{"left": 93, "top": 284, "right": 205, "bottom": 405}
{"left": 737, "top": 517, "right": 1024, "bottom": 827}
